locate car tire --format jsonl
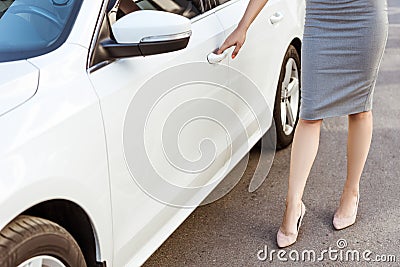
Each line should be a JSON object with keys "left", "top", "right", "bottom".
{"left": 273, "top": 45, "right": 301, "bottom": 150}
{"left": 0, "top": 215, "right": 86, "bottom": 267}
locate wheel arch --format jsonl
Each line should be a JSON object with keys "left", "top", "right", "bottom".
{"left": 291, "top": 37, "right": 302, "bottom": 62}
{"left": 22, "top": 199, "right": 105, "bottom": 267}
{"left": 271, "top": 36, "right": 302, "bottom": 104}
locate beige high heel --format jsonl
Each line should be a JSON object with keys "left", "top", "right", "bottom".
{"left": 277, "top": 201, "right": 306, "bottom": 248}
{"left": 333, "top": 193, "right": 359, "bottom": 230}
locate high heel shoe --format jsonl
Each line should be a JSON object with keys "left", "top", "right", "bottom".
{"left": 333, "top": 193, "right": 359, "bottom": 230}
{"left": 277, "top": 201, "right": 306, "bottom": 248}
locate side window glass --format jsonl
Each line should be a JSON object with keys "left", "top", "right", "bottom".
{"left": 217, "top": 0, "right": 230, "bottom": 5}
{"left": 109, "top": 0, "right": 219, "bottom": 20}
{"left": 0, "top": 0, "right": 14, "bottom": 18}
{"left": 135, "top": 0, "right": 204, "bottom": 18}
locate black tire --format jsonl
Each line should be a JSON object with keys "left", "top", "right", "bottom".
{"left": 0, "top": 215, "right": 86, "bottom": 267}
{"left": 273, "top": 45, "right": 301, "bottom": 150}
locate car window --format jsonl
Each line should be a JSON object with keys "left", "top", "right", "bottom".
{"left": 0, "top": 0, "right": 83, "bottom": 63}
{"left": 109, "top": 0, "right": 230, "bottom": 22}
{"left": 0, "top": 0, "right": 12, "bottom": 18}
{"left": 217, "top": 0, "right": 230, "bottom": 5}
{"left": 135, "top": 0, "right": 217, "bottom": 18}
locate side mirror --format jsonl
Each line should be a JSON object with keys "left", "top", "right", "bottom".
{"left": 102, "top": 10, "right": 192, "bottom": 58}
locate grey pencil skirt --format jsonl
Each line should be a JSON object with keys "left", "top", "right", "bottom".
{"left": 300, "top": 0, "right": 389, "bottom": 120}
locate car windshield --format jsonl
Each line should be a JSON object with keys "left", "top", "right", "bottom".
{"left": 0, "top": 0, "right": 82, "bottom": 62}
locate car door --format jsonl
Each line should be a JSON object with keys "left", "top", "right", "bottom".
{"left": 213, "top": 0, "right": 295, "bottom": 132}
{"left": 88, "top": 1, "right": 235, "bottom": 265}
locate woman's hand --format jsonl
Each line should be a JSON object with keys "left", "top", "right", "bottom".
{"left": 216, "top": 26, "right": 247, "bottom": 59}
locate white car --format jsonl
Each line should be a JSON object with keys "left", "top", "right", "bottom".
{"left": 0, "top": 0, "right": 304, "bottom": 266}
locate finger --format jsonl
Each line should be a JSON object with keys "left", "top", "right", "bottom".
{"left": 217, "top": 41, "right": 232, "bottom": 54}
{"left": 216, "top": 45, "right": 225, "bottom": 55}
{"left": 232, "top": 43, "right": 242, "bottom": 58}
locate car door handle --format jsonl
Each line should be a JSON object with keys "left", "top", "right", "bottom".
{"left": 207, "top": 50, "right": 228, "bottom": 64}
{"left": 270, "top": 12, "right": 284, "bottom": 24}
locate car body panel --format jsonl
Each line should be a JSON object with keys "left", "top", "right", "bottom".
{"left": 89, "top": 10, "right": 232, "bottom": 266}
{"left": 215, "top": 0, "right": 304, "bottom": 112}
{"left": 0, "top": 60, "right": 39, "bottom": 116}
{"left": 0, "top": 44, "right": 113, "bottom": 263}
{"left": 67, "top": 0, "right": 104, "bottom": 49}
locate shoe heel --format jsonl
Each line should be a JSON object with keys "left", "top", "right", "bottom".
{"left": 277, "top": 201, "right": 306, "bottom": 248}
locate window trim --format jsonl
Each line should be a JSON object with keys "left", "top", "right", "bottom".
{"left": 87, "top": 0, "right": 109, "bottom": 71}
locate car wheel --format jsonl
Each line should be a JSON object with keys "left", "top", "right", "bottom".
{"left": 273, "top": 45, "right": 301, "bottom": 150}
{"left": 0, "top": 215, "right": 86, "bottom": 267}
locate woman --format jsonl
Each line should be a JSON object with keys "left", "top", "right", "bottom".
{"left": 217, "top": 0, "right": 388, "bottom": 247}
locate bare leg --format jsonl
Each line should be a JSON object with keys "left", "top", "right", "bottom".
{"left": 335, "top": 111, "right": 372, "bottom": 217}
{"left": 280, "top": 118, "right": 322, "bottom": 235}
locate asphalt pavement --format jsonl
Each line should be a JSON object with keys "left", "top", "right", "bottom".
{"left": 144, "top": 1, "right": 400, "bottom": 266}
